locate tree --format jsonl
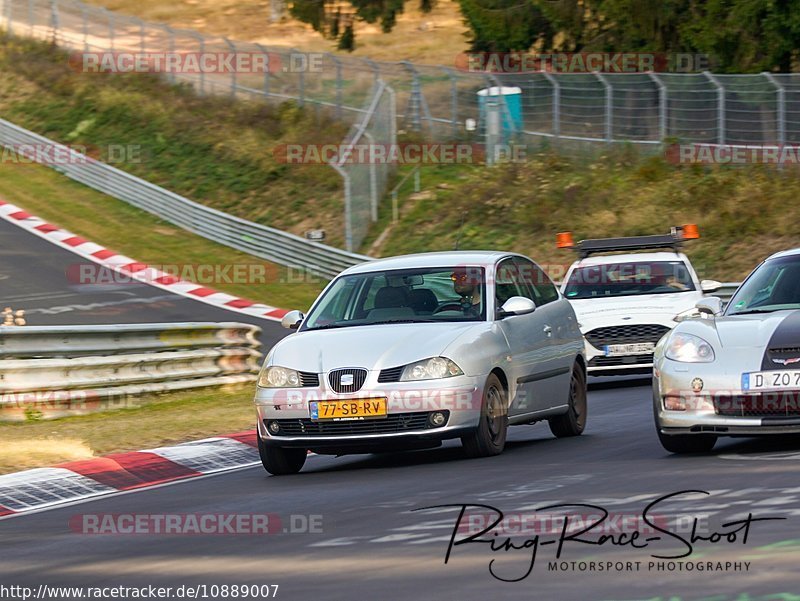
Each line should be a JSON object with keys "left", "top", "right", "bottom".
{"left": 289, "top": 0, "right": 434, "bottom": 51}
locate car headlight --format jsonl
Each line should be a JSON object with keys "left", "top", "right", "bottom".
{"left": 258, "top": 366, "right": 301, "bottom": 388}
{"left": 400, "top": 357, "right": 463, "bottom": 381}
{"left": 665, "top": 333, "right": 715, "bottom": 363}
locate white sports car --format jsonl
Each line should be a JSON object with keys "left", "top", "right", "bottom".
{"left": 253, "top": 251, "right": 586, "bottom": 474}
{"left": 654, "top": 248, "right": 800, "bottom": 453}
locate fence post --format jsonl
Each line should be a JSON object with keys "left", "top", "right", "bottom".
{"left": 5, "top": 0, "right": 12, "bottom": 37}
{"left": 647, "top": 72, "right": 667, "bottom": 142}
{"left": 192, "top": 32, "right": 205, "bottom": 95}
{"left": 224, "top": 37, "right": 237, "bottom": 98}
{"left": 135, "top": 16, "right": 145, "bottom": 55}
{"left": 81, "top": 5, "right": 89, "bottom": 52}
{"left": 103, "top": 8, "right": 115, "bottom": 53}
{"left": 763, "top": 72, "right": 785, "bottom": 147}
{"left": 365, "top": 58, "right": 380, "bottom": 83}
{"left": 594, "top": 72, "right": 613, "bottom": 143}
{"left": 329, "top": 53, "right": 342, "bottom": 121}
{"left": 364, "top": 131, "right": 378, "bottom": 222}
{"left": 542, "top": 72, "right": 560, "bottom": 141}
{"left": 402, "top": 61, "right": 422, "bottom": 133}
{"left": 330, "top": 162, "right": 353, "bottom": 252}
{"left": 49, "top": 0, "right": 59, "bottom": 43}
{"left": 290, "top": 47, "right": 305, "bottom": 106}
{"left": 703, "top": 71, "right": 725, "bottom": 144}
{"left": 163, "top": 25, "right": 176, "bottom": 84}
{"left": 254, "top": 43, "right": 270, "bottom": 98}
{"left": 441, "top": 66, "right": 459, "bottom": 138}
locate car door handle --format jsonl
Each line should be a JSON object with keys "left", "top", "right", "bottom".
{"left": 543, "top": 325, "right": 552, "bottom": 337}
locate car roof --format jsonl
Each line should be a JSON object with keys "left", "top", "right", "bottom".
{"left": 341, "top": 251, "right": 517, "bottom": 275}
{"left": 568, "top": 251, "right": 690, "bottom": 268}
{"left": 766, "top": 247, "right": 800, "bottom": 261}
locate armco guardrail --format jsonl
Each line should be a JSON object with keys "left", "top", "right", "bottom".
{"left": 0, "top": 322, "right": 259, "bottom": 357}
{"left": 0, "top": 322, "right": 263, "bottom": 420}
{"left": 0, "top": 118, "right": 369, "bottom": 279}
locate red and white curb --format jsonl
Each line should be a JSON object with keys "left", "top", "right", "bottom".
{"left": 0, "top": 431, "right": 262, "bottom": 518}
{"left": 0, "top": 199, "right": 290, "bottom": 322}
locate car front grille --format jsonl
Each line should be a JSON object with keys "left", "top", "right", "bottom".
{"left": 589, "top": 354, "right": 654, "bottom": 367}
{"left": 766, "top": 347, "right": 800, "bottom": 369}
{"left": 377, "top": 366, "right": 404, "bottom": 383}
{"left": 328, "top": 368, "right": 368, "bottom": 393}
{"left": 585, "top": 324, "right": 670, "bottom": 349}
{"left": 714, "top": 393, "right": 800, "bottom": 417}
{"left": 299, "top": 371, "right": 320, "bottom": 387}
{"left": 266, "top": 411, "right": 448, "bottom": 436}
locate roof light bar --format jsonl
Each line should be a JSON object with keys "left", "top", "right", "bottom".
{"left": 556, "top": 225, "right": 700, "bottom": 258}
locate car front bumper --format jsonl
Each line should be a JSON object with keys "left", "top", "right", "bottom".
{"left": 254, "top": 374, "right": 484, "bottom": 451}
{"left": 654, "top": 359, "right": 800, "bottom": 435}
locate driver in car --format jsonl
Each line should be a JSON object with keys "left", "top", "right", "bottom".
{"left": 450, "top": 267, "right": 483, "bottom": 315}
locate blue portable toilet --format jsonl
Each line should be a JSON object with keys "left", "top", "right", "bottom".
{"left": 477, "top": 86, "right": 523, "bottom": 139}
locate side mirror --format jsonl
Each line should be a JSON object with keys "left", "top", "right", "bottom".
{"left": 498, "top": 296, "right": 536, "bottom": 318}
{"left": 695, "top": 297, "right": 723, "bottom": 317}
{"left": 701, "top": 279, "right": 722, "bottom": 293}
{"left": 281, "top": 310, "right": 305, "bottom": 330}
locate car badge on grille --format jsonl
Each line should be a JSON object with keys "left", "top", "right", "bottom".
{"left": 340, "top": 374, "right": 355, "bottom": 386}
{"left": 773, "top": 357, "right": 800, "bottom": 366}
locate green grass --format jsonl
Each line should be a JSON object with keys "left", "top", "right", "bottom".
{"left": 375, "top": 152, "right": 800, "bottom": 282}
{"left": 0, "top": 385, "right": 257, "bottom": 474}
{"left": 0, "top": 34, "right": 350, "bottom": 247}
{"left": 0, "top": 161, "right": 325, "bottom": 310}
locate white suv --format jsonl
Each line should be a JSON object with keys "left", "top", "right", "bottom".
{"left": 558, "top": 228, "right": 721, "bottom": 376}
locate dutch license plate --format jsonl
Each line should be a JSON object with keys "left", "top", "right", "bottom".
{"left": 604, "top": 342, "right": 655, "bottom": 357}
{"left": 310, "top": 398, "right": 387, "bottom": 421}
{"left": 742, "top": 371, "right": 800, "bottom": 391}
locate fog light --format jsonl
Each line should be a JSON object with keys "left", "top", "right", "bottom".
{"left": 429, "top": 411, "right": 447, "bottom": 427}
{"left": 267, "top": 420, "right": 281, "bottom": 434}
{"left": 664, "top": 397, "right": 686, "bottom": 411}
{"left": 691, "top": 377, "right": 704, "bottom": 393}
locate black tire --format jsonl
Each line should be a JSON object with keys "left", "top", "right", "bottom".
{"left": 258, "top": 435, "right": 307, "bottom": 475}
{"left": 657, "top": 431, "right": 717, "bottom": 454}
{"left": 548, "top": 364, "right": 587, "bottom": 438}
{"left": 461, "top": 373, "right": 508, "bottom": 458}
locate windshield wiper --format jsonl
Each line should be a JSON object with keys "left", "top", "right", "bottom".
{"left": 303, "top": 323, "right": 352, "bottom": 331}
{"left": 367, "top": 318, "right": 433, "bottom": 325}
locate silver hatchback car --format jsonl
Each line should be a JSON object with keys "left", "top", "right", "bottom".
{"left": 254, "top": 251, "right": 587, "bottom": 474}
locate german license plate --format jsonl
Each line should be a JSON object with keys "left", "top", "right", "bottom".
{"left": 604, "top": 342, "right": 655, "bottom": 357}
{"left": 310, "top": 398, "right": 387, "bottom": 421}
{"left": 742, "top": 371, "right": 800, "bottom": 391}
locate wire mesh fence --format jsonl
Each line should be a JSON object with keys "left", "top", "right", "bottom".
{"left": 2, "top": 0, "right": 799, "bottom": 149}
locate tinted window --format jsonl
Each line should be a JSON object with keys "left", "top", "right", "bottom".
{"left": 563, "top": 261, "right": 695, "bottom": 299}
{"left": 302, "top": 266, "right": 487, "bottom": 330}
{"left": 727, "top": 256, "right": 800, "bottom": 315}
{"left": 515, "top": 258, "right": 559, "bottom": 305}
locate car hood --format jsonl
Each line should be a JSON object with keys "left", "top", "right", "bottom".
{"left": 683, "top": 310, "right": 800, "bottom": 349}
{"left": 267, "top": 322, "right": 486, "bottom": 373}
{"left": 568, "top": 292, "right": 701, "bottom": 321}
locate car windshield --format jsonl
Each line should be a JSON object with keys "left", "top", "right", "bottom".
{"left": 301, "top": 266, "right": 487, "bottom": 330}
{"left": 727, "top": 255, "right": 800, "bottom": 315}
{"left": 563, "top": 260, "right": 695, "bottom": 299}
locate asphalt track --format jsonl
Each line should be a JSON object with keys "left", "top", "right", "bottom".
{"left": 3, "top": 216, "right": 800, "bottom": 599}
{"left": 2, "top": 379, "right": 800, "bottom": 600}
{"left": 0, "top": 217, "right": 287, "bottom": 347}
